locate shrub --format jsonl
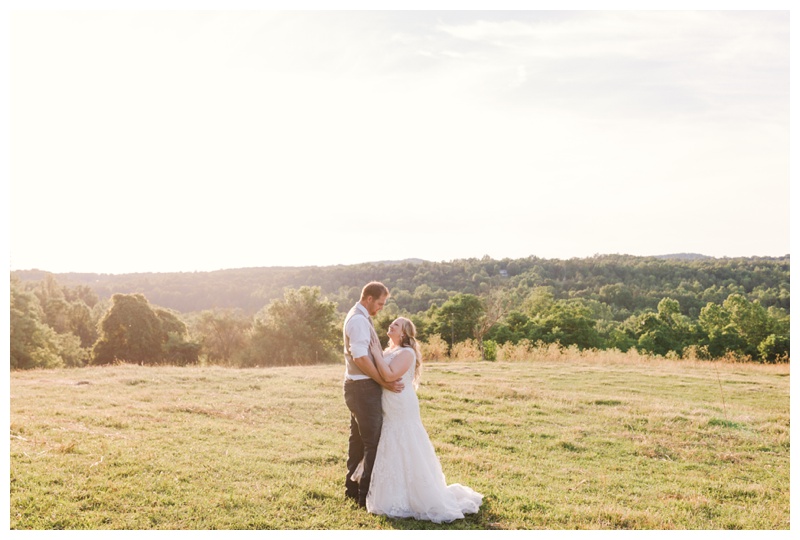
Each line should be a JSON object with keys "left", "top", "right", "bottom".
{"left": 758, "top": 334, "right": 790, "bottom": 364}
{"left": 450, "top": 339, "right": 482, "bottom": 361}
{"left": 482, "top": 340, "right": 497, "bottom": 361}
{"left": 497, "top": 339, "right": 534, "bottom": 362}
{"left": 420, "top": 334, "right": 449, "bottom": 362}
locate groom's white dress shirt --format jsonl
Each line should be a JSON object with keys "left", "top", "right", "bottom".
{"left": 343, "top": 303, "right": 376, "bottom": 381}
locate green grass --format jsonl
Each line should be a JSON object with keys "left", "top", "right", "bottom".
{"left": 9, "top": 357, "right": 789, "bottom": 530}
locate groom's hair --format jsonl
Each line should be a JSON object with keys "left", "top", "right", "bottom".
{"left": 361, "top": 281, "right": 389, "bottom": 300}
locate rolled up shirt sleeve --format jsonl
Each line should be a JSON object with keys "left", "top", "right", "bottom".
{"left": 346, "top": 317, "right": 372, "bottom": 359}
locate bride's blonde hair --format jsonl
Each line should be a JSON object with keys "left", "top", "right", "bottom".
{"left": 396, "top": 317, "right": 422, "bottom": 389}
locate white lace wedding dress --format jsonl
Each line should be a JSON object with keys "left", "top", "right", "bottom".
{"left": 362, "top": 346, "right": 483, "bottom": 523}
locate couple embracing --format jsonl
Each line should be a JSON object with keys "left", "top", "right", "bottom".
{"left": 342, "top": 281, "right": 483, "bottom": 523}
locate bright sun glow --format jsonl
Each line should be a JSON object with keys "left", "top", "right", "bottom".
{"left": 7, "top": 5, "right": 791, "bottom": 274}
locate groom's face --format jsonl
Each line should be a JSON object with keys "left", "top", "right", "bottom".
{"left": 364, "top": 294, "right": 388, "bottom": 317}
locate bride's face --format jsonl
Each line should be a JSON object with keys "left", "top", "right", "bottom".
{"left": 387, "top": 319, "right": 404, "bottom": 345}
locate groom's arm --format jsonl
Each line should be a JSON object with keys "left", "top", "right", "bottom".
{"left": 367, "top": 339, "right": 405, "bottom": 392}
{"left": 352, "top": 355, "right": 403, "bottom": 393}
{"left": 374, "top": 349, "right": 414, "bottom": 382}
{"left": 347, "top": 317, "right": 403, "bottom": 392}
{"left": 352, "top": 354, "right": 382, "bottom": 382}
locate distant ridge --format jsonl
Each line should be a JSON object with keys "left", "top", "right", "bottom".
{"left": 369, "top": 258, "right": 427, "bottom": 266}
{"left": 652, "top": 253, "right": 711, "bottom": 261}
{"left": 10, "top": 253, "right": 789, "bottom": 315}
{"left": 16, "top": 253, "right": 791, "bottom": 278}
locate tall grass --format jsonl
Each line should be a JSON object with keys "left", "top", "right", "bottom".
{"left": 10, "top": 354, "right": 789, "bottom": 530}
{"left": 425, "top": 339, "right": 780, "bottom": 365}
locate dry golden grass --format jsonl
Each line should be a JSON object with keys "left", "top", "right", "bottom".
{"left": 10, "top": 352, "right": 789, "bottom": 530}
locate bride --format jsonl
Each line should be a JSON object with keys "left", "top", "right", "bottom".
{"left": 353, "top": 317, "right": 483, "bottom": 523}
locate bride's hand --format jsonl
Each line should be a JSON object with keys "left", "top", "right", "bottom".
{"left": 369, "top": 339, "right": 384, "bottom": 363}
{"left": 383, "top": 379, "right": 404, "bottom": 393}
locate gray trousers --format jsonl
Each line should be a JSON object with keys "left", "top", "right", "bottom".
{"left": 343, "top": 378, "right": 383, "bottom": 505}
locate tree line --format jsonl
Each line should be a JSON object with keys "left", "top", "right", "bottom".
{"left": 10, "top": 276, "right": 339, "bottom": 369}
{"left": 12, "top": 254, "right": 789, "bottom": 317}
{"left": 9, "top": 254, "right": 790, "bottom": 369}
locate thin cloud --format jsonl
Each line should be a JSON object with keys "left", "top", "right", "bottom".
{"left": 10, "top": 11, "right": 789, "bottom": 273}
{"left": 422, "top": 11, "right": 787, "bottom": 123}
{"left": 436, "top": 19, "right": 539, "bottom": 42}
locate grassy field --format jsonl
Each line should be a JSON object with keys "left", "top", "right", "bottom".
{"left": 9, "top": 355, "right": 790, "bottom": 530}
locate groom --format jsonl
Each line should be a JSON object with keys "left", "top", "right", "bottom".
{"left": 342, "top": 281, "right": 404, "bottom": 507}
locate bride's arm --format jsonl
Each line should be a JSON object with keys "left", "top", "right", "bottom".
{"left": 352, "top": 354, "right": 385, "bottom": 384}
{"left": 374, "top": 349, "right": 414, "bottom": 382}
{"left": 352, "top": 340, "right": 404, "bottom": 393}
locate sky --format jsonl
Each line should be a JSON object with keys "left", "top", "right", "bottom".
{"left": 5, "top": 2, "right": 793, "bottom": 274}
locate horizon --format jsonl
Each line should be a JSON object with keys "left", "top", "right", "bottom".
{"left": 8, "top": 8, "right": 791, "bottom": 276}
{"left": 8, "top": 251, "right": 791, "bottom": 277}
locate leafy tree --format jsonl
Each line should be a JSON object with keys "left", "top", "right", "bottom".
{"left": 41, "top": 296, "right": 72, "bottom": 334}
{"left": 23, "top": 274, "right": 99, "bottom": 350}
{"left": 635, "top": 298, "right": 694, "bottom": 356}
{"left": 487, "top": 310, "right": 534, "bottom": 345}
{"left": 29, "top": 276, "right": 72, "bottom": 335}
{"left": 155, "top": 308, "right": 200, "bottom": 365}
{"left": 758, "top": 334, "right": 789, "bottom": 363}
{"left": 62, "top": 283, "right": 100, "bottom": 308}
{"left": 698, "top": 294, "right": 787, "bottom": 362}
{"left": 192, "top": 309, "right": 252, "bottom": 365}
{"left": 155, "top": 308, "right": 188, "bottom": 338}
{"left": 10, "top": 280, "right": 65, "bottom": 369}
{"left": 67, "top": 301, "right": 99, "bottom": 348}
{"left": 55, "top": 332, "right": 90, "bottom": 368}
{"left": 432, "top": 293, "right": 485, "bottom": 350}
{"left": 598, "top": 283, "right": 635, "bottom": 311}
{"left": 698, "top": 302, "right": 746, "bottom": 358}
{"left": 92, "top": 294, "right": 177, "bottom": 365}
{"left": 163, "top": 334, "right": 201, "bottom": 366}
{"left": 521, "top": 287, "right": 556, "bottom": 317}
{"left": 91, "top": 295, "right": 200, "bottom": 365}
{"left": 596, "top": 319, "right": 637, "bottom": 352}
{"left": 409, "top": 313, "right": 431, "bottom": 343}
{"left": 723, "top": 294, "right": 772, "bottom": 358}
{"left": 534, "top": 299, "right": 602, "bottom": 350}
{"left": 243, "top": 287, "right": 339, "bottom": 366}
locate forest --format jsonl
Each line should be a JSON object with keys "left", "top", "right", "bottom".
{"left": 9, "top": 253, "right": 790, "bottom": 369}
